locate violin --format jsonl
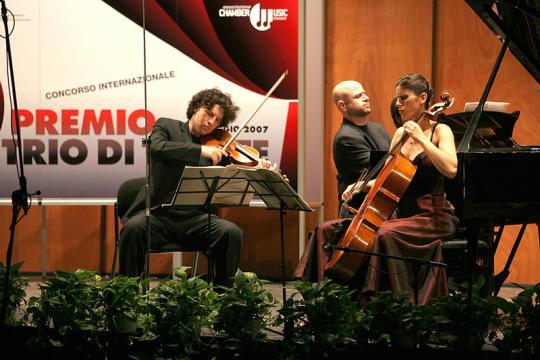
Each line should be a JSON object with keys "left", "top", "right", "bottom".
{"left": 199, "top": 70, "right": 288, "bottom": 169}
{"left": 199, "top": 128, "right": 261, "bottom": 166}
{"left": 201, "top": 128, "right": 290, "bottom": 182}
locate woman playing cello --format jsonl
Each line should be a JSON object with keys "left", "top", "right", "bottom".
{"left": 343, "top": 73, "right": 459, "bottom": 304}
{"left": 295, "top": 73, "right": 458, "bottom": 305}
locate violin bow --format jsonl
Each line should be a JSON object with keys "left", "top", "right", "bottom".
{"left": 223, "top": 69, "right": 288, "bottom": 151}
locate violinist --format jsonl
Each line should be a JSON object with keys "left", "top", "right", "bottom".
{"left": 344, "top": 73, "right": 459, "bottom": 304}
{"left": 119, "top": 88, "right": 273, "bottom": 287}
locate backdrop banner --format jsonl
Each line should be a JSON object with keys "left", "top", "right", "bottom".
{"left": 0, "top": 0, "right": 298, "bottom": 200}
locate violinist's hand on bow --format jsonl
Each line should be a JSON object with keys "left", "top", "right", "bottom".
{"left": 201, "top": 145, "right": 228, "bottom": 165}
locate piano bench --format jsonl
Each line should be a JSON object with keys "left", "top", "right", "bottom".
{"left": 441, "top": 239, "right": 493, "bottom": 291}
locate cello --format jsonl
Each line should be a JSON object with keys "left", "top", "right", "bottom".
{"left": 325, "top": 90, "right": 455, "bottom": 280}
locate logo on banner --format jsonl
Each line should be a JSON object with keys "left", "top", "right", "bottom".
{"left": 218, "top": 3, "right": 288, "bottom": 31}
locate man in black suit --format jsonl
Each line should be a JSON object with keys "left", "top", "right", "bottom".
{"left": 332, "top": 80, "right": 391, "bottom": 218}
{"left": 119, "top": 88, "right": 244, "bottom": 287}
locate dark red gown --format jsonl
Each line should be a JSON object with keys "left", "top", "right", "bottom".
{"left": 294, "top": 135, "right": 458, "bottom": 305}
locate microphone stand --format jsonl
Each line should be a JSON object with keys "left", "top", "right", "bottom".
{"left": 141, "top": 0, "right": 152, "bottom": 283}
{"left": 0, "top": 0, "right": 35, "bottom": 325}
{"left": 328, "top": 244, "right": 447, "bottom": 305}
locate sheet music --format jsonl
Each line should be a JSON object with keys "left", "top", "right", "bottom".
{"left": 167, "top": 164, "right": 311, "bottom": 212}
{"left": 171, "top": 165, "right": 254, "bottom": 207}
{"left": 463, "top": 101, "right": 510, "bottom": 113}
{"left": 238, "top": 167, "right": 312, "bottom": 212}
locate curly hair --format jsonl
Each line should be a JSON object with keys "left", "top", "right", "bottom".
{"left": 186, "top": 88, "right": 239, "bottom": 127}
{"left": 396, "top": 73, "right": 433, "bottom": 109}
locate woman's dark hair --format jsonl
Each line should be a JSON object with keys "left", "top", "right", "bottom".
{"left": 395, "top": 73, "right": 433, "bottom": 109}
{"left": 186, "top": 88, "right": 239, "bottom": 127}
{"left": 390, "top": 96, "right": 402, "bottom": 128}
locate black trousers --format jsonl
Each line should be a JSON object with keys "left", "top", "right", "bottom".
{"left": 119, "top": 208, "right": 243, "bottom": 287}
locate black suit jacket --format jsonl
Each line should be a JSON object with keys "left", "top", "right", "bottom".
{"left": 123, "top": 117, "right": 212, "bottom": 222}
{"left": 333, "top": 118, "right": 391, "bottom": 213}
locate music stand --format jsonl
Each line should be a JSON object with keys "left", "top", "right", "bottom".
{"left": 164, "top": 165, "right": 255, "bottom": 285}
{"left": 237, "top": 167, "right": 313, "bottom": 305}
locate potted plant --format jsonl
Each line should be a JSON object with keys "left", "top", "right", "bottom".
{"left": 492, "top": 282, "right": 540, "bottom": 357}
{"left": 25, "top": 269, "right": 104, "bottom": 356}
{"left": 426, "top": 277, "right": 501, "bottom": 351}
{"left": 0, "top": 262, "right": 28, "bottom": 325}
{"left": 363, "top": 290, "right": 431, "bottom": 348}
{"left": 277, "top": 278, "right": 359, "bottom": 358}
{"left": 26, "top": 269, "right": 103, "bottom": 331}
{"left": 139, "top": 267, "right": 217, "bottom": 358}
{"left": 213, "top": 270, "right": 277, "bottom": 357}
{"left": 99, "top": 275, "right": 148, "bottom": 333}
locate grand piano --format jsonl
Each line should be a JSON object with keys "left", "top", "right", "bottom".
{"left": 438, "top": 0, "right": 540, "bottom": 295}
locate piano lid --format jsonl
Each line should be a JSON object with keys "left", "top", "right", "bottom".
{"left": 438, "top": 110, "right": 520, "bottom": 148}
{"left": 466, "top": 0, "right": 540, "bottom": 85}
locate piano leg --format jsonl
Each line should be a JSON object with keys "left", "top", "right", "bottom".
{"left": 491, "top": 221, "right": 505, "bottom": 256}
{"left": 492, "top": 221, "right": 529, "bottom": 295}
{"left": 465, "top": 224, "right": 480, "bottom": 307}
{"left": 461, "top": 223, "right": 497, "bottom": 301}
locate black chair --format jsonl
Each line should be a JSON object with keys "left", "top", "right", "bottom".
{"left": 110, "top": 177, "right": 212, "bottom": 281}
{"left": 442, "top": 226, "right": 494, "bottom": 294}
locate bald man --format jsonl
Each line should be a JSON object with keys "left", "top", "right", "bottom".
{"left": 332, "top": 80, "right": 391, "bottom": 218}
